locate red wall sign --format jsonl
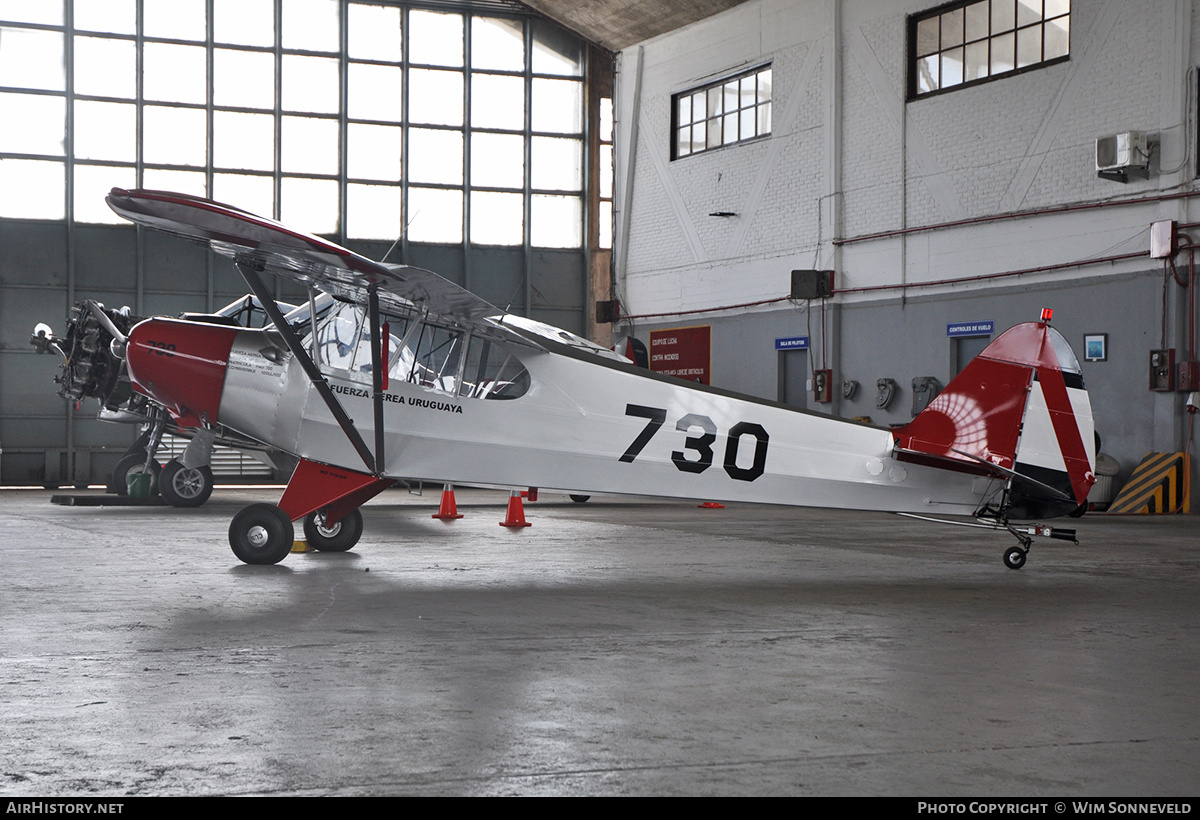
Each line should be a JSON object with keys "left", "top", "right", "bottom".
{"left": 649, "top": 325, "right": 711, "bottom": 385}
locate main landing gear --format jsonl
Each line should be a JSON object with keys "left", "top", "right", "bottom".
{"left": 112, "top": 415, "right": 216, "bottom": 507}
{"left": 227, "top": 505, "right": 366, "bottom": 564}
{"left": 226, "top": 460, "right": 392, "bottom": 564}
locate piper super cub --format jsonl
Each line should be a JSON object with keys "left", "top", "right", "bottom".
{"left": 84, "top": 188, "right": 1094, "bottom": 569}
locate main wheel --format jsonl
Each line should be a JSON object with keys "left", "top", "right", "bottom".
{"left": 112, "top": 453, "right": 161, "bottom": 496}
{"left": 229, "top": 503, "right": 295, "bottom": 565}
{"left": 160, "top": 460, "right": 214, "bottom": 508}
{"left": 1003, "top": 546, "right": 1027, "bottom": 570}
{"left": 303, "top": 508, "right": 363, "bottom": 552}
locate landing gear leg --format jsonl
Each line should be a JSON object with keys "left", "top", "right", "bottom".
{"left": 998, "top": 512, "right": 1033, "bottom": 569}
{"left": 114, "top": 409, "right": 169, "bottom": 496}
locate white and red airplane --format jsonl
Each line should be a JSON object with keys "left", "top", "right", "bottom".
{"left": 92, "top": 188, "right": 1094, "bottom": 569}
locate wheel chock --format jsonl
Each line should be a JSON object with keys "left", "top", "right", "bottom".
{"left": 291, "top": 539, "right": 314, "bottom": 553}
{"left": 432, "top": 483, "right": 464, "bottom": 520}
{"left": 500, "top": 490, "right": 532, "bottom": 527}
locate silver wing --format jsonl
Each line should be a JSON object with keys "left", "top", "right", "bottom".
{"left": 106, "top": 188, "right": 504, "bottom": 329}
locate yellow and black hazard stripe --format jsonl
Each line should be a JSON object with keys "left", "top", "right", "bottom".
{"left": 1107, "top": 452, "right": 1190, "bottom": 514}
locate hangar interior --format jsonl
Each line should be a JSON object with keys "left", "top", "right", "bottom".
{"left": 1, "top": 0, "right": 1197, "bottom": 513}
{"left": 0, "top": 0, "right": 611, "bottom": 486}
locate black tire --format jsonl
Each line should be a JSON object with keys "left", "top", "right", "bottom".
{"left": 569, "top": 494, "right": 591, "bottom": 503}
{"left": 112, "top": 453, "right": 162, "bottom": 496}
{"left": 303, "top": 508, "right": 363, "bottom": 552}
{"left": 1003, "top": 547, "right": 1027, "bottom": 570}
{"left": 160, "top": 460, "right": 214, "bottom": 508}
{"left": 229, "top": 503, "right": 295, "bottom": 565}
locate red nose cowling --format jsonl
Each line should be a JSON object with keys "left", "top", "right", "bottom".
{"left": 125, "top": 318, "right": 238, "bottom": 427}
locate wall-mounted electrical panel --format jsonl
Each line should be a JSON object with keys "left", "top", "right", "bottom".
{"left": 1179, "top": 360, "right": 1200, "bottom": 392}
{"left": 813, "top": 369, "right": 832, "bottom": 403}
{"left": 1150, "top": 220, "right": 1176, "bottom": 258}
{"left": 1150, "top": 349, "right": 1175, "bottom": 391}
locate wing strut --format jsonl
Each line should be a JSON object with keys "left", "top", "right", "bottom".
{"left": 236, "top": 259, "right": 378, "bottom": 475}
{"left": 367, "top": 285, "right": 386, "bottom": 474}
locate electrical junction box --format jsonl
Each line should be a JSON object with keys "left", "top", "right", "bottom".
{"left": 1179, "top": 360, "right": 1200, "bottom": 392}
{"left": 1150, "top": 349, "right": 1175, "bottom": 391}
{"left": 1150, "top": 220, "right": 1176, "bottom": 258}
{"left": 813, "top": 369, "right": 832, "bottom": 403}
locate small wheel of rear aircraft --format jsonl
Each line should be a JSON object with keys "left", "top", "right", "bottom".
{"left": 569, "top": 494, "right": 591, "bottom": 503}
{"left": 160, "top": 460, "right": 214, "bottom": 508}
{"left": 229, "top": 503, "right": 294, "bottom": 565}
{"left": 112, "top": 453, "right": 161, "bottom": 496}
{"left": 1003, "top": 546, "right": 1027, "bottom": 570}
{"left": 303, "top": 508, "right": 363, "bottom": 552}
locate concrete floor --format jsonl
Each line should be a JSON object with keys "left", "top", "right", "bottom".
{"left": 1, "top": 486, "right": 1197, "bottom": 796}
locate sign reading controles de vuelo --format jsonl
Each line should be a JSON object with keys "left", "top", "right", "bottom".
{"left": 648, "top": 325, "right": 711, "bottom": 385}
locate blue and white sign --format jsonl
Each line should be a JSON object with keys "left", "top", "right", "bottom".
{"left": 946, "top": 321, "right": 994, "bottom": 338}
{"left": 775, "top": 336, "right": 810, "bottom": 350}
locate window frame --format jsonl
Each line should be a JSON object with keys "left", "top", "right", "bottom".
{"left": 670, "top": 63, "right": 772, "bottom": 161}
{"left": 907, "top": 0, "right": 1070, "bottom": 101}
{"left": 0, "top": 1, "right": 592, "bottom": 251}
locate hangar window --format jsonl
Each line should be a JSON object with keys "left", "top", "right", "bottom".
{"left": 672, "top": 65, "right": 772, "bottom": 160}
{"left": 0, "top": 1, "right": 597, "bottom": 253}
{"left": 909, "top": 0, "right": 1070, "bottom": 99}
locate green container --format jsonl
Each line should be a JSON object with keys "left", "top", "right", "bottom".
{"left": 126, "top": 472, "right": 152, "bottom": 498}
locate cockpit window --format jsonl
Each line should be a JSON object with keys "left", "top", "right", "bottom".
{"left": 458, "top": 335, "right": 530, "bottom": 400}
{"left": 311, "top": 301, "right": 528, "bottom": 400}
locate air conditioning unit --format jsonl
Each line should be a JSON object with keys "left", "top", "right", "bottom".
{"left": 1096, "top": 131, "right": 1149, "bottom": 181}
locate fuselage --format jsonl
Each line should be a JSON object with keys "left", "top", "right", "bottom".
{"left": 126, "top": 312, "right": 999, "bottom": 517}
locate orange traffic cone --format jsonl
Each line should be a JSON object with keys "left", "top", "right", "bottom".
{"left": 500, "top": 490, "right": 532, "bottom": 528}
{"left": 432, "top": 483, "right": 464, "bottom": 520}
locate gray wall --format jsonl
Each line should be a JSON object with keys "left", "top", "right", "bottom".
{"left": 1, "top": 220, "right": 586, "bottom": 486}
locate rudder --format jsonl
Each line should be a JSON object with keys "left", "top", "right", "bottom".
{"left": 894, "top": 320, "right": 1096, "bottom": 519}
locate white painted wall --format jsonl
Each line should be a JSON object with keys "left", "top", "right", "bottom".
{"left": 614, "top": 0, "right": 1196, "bottom": 311}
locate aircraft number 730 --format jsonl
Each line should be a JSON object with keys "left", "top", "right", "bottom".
{"left": 619, "top": 403, "right": 770, "bottom": 482}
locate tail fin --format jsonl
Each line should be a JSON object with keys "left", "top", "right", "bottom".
{"left": 894, "top": 321, "right": 1096, "bottom": 519}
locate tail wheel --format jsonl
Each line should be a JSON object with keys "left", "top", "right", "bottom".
{"left": 1003, "top": 546, "right": 1028, "bottom": 570}
{"left": 229, "top": 503, "right": 294, "bottom": 565}
{"left": 112, "top": 453, "right": 161, "bottom": 496}
{"left": 569, "top": 494, "right": 591, "bottom": 503}
{"left": 160, "top": 460, "right": 214, "bottom": 508}
{"left": 303, "top": 508, "right": 364, "bottom": 552}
